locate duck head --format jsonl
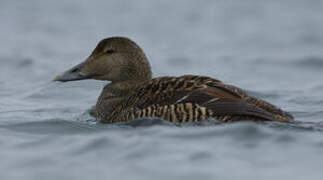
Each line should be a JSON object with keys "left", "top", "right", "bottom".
{"left": 54, "top": 37, "right": 152, "bottom": 83}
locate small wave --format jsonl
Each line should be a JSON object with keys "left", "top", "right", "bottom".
{"left": 0, "top": 56, "right": 34, "bottom": 68}
{"left": 294, "top": 56, "right": 323, "bottom": 68}
{"left": 0, "top": 119, "right": 98, "bottom": 135}
{"left": 264, "top": 121, "right": 323, "bottom": 132}
{"left": 116, "top": 118, "right": 175, "bottom": 127}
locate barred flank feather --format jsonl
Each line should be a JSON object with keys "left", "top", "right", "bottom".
{"left": 121, "top": 103, "right": 209, "bottom": 123}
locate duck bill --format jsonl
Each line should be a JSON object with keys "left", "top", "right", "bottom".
{"left": 53, "top": 61, "right": 89, "bottom": 82}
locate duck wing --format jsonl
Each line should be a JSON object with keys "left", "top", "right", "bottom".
{"left": 108, "top": 75, "right": 293, "bottom": 123}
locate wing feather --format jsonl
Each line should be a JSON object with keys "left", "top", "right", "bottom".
{"left": 109, "top": 75, "right": 292, "bottom": 122}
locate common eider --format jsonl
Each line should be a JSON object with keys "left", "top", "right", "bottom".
{"left": 54, "top": 37, "right": 294, "bottom": 123}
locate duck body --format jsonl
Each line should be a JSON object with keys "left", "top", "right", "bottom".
{"left": 94, "top": 75, "right": 293, "bottom": 123}
{"left": 54, "top": 37, "right": 294, "bottom": 123}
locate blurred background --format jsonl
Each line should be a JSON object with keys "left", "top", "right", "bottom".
{"left": 0, "top": 0, "right": 323, "bottom": 180}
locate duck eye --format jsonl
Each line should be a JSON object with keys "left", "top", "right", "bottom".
{"left": 106, "top": 49, "right": 115, "bottom": 54}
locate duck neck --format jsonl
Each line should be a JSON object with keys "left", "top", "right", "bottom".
{"left": 99, "top": 54, "right": 153, "bottom": 98}
{"left": 109, "top": 59, "right": 153, "bottom": 96}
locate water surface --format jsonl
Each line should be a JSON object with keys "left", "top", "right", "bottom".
{"left": 1, "top": 0, "right": 323, "bottom": 179}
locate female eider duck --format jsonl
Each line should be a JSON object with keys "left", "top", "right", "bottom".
{"left": 54, "top": 37, "right": 294, "bottom": 123}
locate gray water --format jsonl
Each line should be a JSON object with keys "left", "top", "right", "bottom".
{"left": 1, "top": 0, "right": 323, "bottom": 179}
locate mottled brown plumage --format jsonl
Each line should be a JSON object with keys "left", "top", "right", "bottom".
{"left": 54, "top": 37, "right": 294, "bottom": 123}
